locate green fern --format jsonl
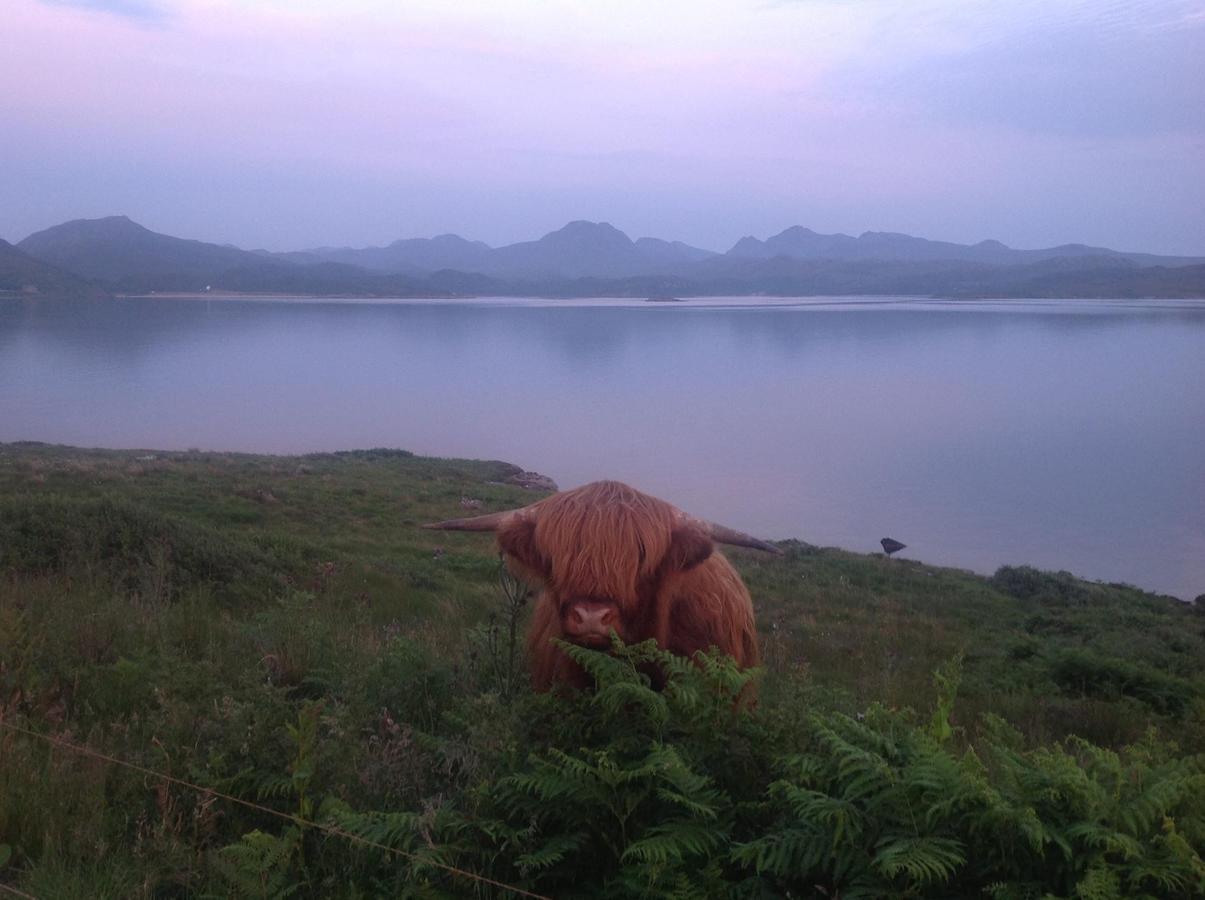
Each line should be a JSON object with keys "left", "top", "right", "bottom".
{"left": 268, "top": 639, "right": 1205, "bottom": 898}
{"left": 212, "top": 828, "right": 304, "bottom": 899}
{"left": 620, "top": 822, "right": 726, "bottom": 865}
{"left": 514, "top": 832, "right": 588, "bottom": 873}
{"left": 873, "top": 835, "right": 966, "bottom": 884}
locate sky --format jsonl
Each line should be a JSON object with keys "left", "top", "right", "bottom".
{"left": 3, "top": 0, "right": 1204, "bottom": 254}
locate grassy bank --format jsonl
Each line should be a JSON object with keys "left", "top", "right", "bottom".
{"left": 1, "top": 443, "right": 1202, "bottom": 897}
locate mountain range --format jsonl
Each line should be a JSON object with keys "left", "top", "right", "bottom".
{"left": 6, "top": 215, "right": 1204, "bottom": 299}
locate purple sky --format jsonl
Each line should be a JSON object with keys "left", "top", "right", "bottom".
{"left": 4, "top": 0, "right": 1204, "bottom": 254}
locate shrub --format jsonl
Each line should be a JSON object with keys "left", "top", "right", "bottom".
{"left": 992, "top": 565, "right": 1103, "bottom": 605}
{"left": 1048, "top": 648, "right": 1198, "bottom": 717}
{"left": 0, "top": 496, "right": 291, "bottom": 602}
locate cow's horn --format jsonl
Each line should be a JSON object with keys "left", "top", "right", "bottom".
{"left": 694, "top": 518, "right": 783, "bottom": 555}
{"left": 422, "top": 508, "right": 526, "bottom": 531}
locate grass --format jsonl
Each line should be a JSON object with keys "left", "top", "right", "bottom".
{"left": 1, "top": 441, "right": 1202, "bottom": 896}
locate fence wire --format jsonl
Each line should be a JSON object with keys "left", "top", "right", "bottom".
{"left": 0, "top": 718, "right": 551, "bottom": 900}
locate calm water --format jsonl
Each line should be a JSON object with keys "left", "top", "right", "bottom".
{"left": 2, "top": 296, "right": 1203, "bottom": 600}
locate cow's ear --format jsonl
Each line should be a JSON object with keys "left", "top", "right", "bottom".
{"left": 665, "top": 524, "right": 714, "bottom": 573}
{"left": 497, "top": 516, "right": 550, "bottom": 580}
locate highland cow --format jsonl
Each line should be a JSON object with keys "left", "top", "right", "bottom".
{"left": 424, "top": 480, "right": 779, "bottom": 690}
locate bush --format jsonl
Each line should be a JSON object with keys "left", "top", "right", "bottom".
{"left": 353, "top": 635, "right": 456, "bottom": 734}
{"left": 0, "top": 496, "right": 293, "bottom": 602}
{"left": 992, "top": 565, "right": 1104, "bottom": 605}
{"left": 1048, "top": 648, "right": 1198, "bottom": 717}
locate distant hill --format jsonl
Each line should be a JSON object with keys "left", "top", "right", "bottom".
{"left": 286, "top": 221, "right": 718, "bottom": 278}
{"left": 273, "top": 233, "right": 495, "bottom": 275}
{"left": 487, "top": 221, "right": 651, "bottom": 278}
{"left": 16, "top": 217, "right": 450, "bottom": 297}
{"left": 0, "top": 239, "right": 108, "bottom": 298}
{"left": 727, "top": 225, "right": 1205, "bottom": 268}
{"left": 634, "top": 236, "right": 717, "bottom": 265}
{"left": 17, "top": 216, "right": 271, "bottom": 291}
{"left": 15, "top": 216, "right": 1205, "bottom": 298}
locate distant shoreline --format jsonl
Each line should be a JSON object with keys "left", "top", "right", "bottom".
{"left": 108, "top": 291, "right": 471, "bottom": 303}
{"left": 109, "top": 292, "right": 1205, "bottom": 307}
{"left": 5, "top": 291, "right": 1204, "bottom": 307}
{"left": 113, "top": 291, "right": 486, "bottom": 303}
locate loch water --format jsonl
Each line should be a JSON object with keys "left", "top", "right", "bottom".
{"left": 2, "top": 295, "right": 1203, "bottom": 600}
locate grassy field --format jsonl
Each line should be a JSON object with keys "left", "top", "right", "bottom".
{"left": 1, "top": 442, "right": 1202, "bottom": 897}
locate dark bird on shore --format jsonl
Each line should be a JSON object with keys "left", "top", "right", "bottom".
{"left": 880, "top": 537, "right": 906, "bottom": 557}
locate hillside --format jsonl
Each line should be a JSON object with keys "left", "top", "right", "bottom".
{"left": 15, "top": 217, "right": 457, "bottom": 297}
{"left": 281, "top": 232, "right": 495, "bottom": 274}
{"left": 17, "top": 216, "right": 268, "bottom": 291}
{"left": 0, "top": 239, "right": 108, "bottom": 299}
{"left": 727, "top": 225, "right": 1205, "bottom": 268}
{"left": 0, "top": 443, "right": 1202, "bottom": 897}
{"left": 987, "top": 261, "right": 1205, "bottom": 299}
{"left": 211, "top": 261, "right": 457, "bottom": 297}
{"left": 436, "top": 254, "right": 1205, "bottom": 299}
{"left": 286, "top": 220, "right": 718, "bottom": 278}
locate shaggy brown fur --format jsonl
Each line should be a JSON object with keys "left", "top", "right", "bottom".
{"left": 494, "top": 481, "right": 760, "bottom": 691}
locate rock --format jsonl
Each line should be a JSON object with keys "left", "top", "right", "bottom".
{"left": 506, "top": 471, "right": 559, "bottom": 492}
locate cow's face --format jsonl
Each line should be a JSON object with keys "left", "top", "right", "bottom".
{"left": 495, "top": 481, "right": 715, "bottom": 647}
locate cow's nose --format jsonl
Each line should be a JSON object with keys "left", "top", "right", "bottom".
{"left": 569, "top": 601, "right": 617, "bottom": 633}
